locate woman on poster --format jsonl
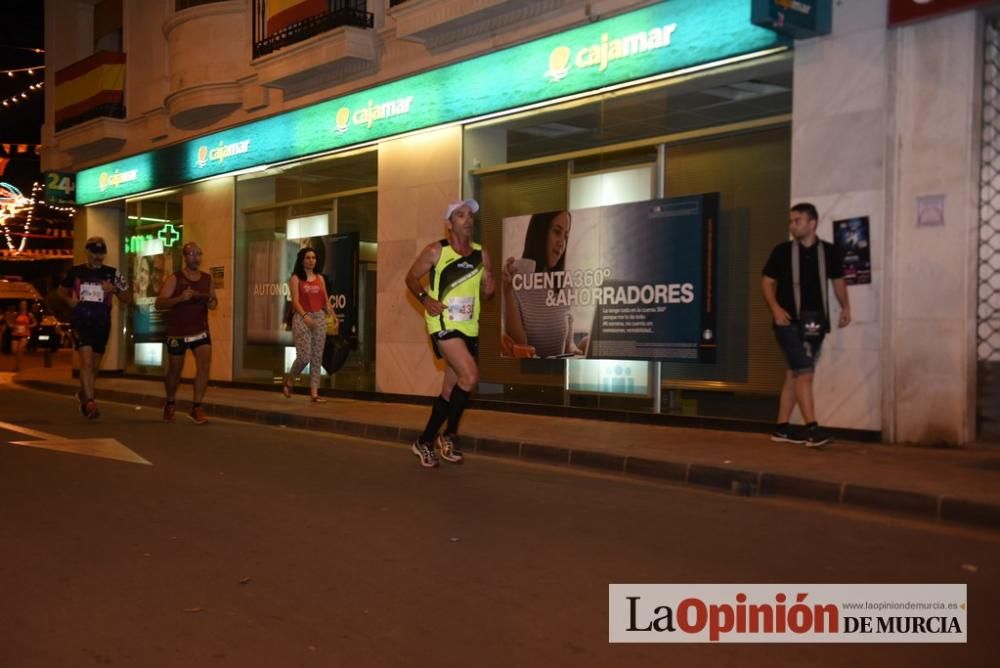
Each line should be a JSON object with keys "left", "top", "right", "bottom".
{"left": 502, "top": 210, "right": 587, "bottom": 358}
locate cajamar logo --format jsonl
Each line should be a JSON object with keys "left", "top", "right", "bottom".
{"left": 196, "top": 140, "right": 251, "bottom": 168}
{"left": 98, "top": 169, "right": 138, "bottom": 192}
{"left": 333, "top": 96, "right": 415, "bottom": 134}
{"left": 545, "top": 23, "right": 678, "bottom": 82}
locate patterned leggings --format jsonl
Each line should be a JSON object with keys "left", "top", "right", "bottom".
{"left": 289, "top": 310, "right": 326, "bottom": 390}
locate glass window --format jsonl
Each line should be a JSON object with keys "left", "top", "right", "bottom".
{"left": 464, "top": 54, "right": 793, "bottom": 421}
{"left": 234, "top": 148, "right": 378, "bottom": 390}
{"left": 124, "top": 191, "right": 184, "bottom": 372}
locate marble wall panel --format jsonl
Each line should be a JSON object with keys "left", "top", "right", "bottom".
{"left": 791, "top": 110, "right": 886, "bottom": 196}
{"left": 893, "top": 317, "right": 970, "bottom": 444}
{"left": 376, "top": 126, "right": 463, "bottom": 395}
{"left": 182, "top": 178, "right": 235, "bottom": 382}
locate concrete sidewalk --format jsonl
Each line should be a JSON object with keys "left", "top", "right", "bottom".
{"left": 13, "top": 366, "right": 1000, "bottom": 532}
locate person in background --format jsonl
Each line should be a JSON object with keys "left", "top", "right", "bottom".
{"left": 761, "top": 203, "right": 851, "bottom": 448}
{"left": 26, "top": 301, "right": 43, "bottom": 353}
{"left": 2, "top": 304, "right": 16, "bottom": 355}
{"left": 282, "top": 246, "right": 334, "bottom": 403}
{"left": 10, "top": 300, "right": 36, "bottom": 371}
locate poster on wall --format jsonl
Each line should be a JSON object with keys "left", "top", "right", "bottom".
{"left": 500, "top": 194, "right": 718, "bottom": 362}
{"left": 246, "top": 238, "right": 293, "bottom": 346}
{"left": 833, "top": 216, "right": 872, "bottom": 286}
{"left": 129, "top": 250, "right": 177, "bottom": 343}
{"left": 245, "top": 232, "right": 359, "bottom": 346}
{"left": 321, "top": 232, "right": 360, "bottom": 345}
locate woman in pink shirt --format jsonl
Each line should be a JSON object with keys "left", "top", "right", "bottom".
{"left": 283, "top": 247, "right": 334, "bottom": 402}
{"left": 11, "top": 300, "right": 37, "bottom": 372}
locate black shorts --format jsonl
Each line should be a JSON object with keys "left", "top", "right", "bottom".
{"left": 72, "top": 318, "right": 111, "bottom": 354}
{"left": 430, "top": 330, "right": 479, "bottom": 360}
{"left": 166, "top": 333, "right": 212, "bottom": 356}
{"left": 773, "top": 324, "right": 823, "bottom": 376}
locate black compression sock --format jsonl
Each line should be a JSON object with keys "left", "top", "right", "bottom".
{"left": 420, "top": 395, "right": 450, "bottom": 443}
{"left": 446, "top": 386, "right": 471, "bottom": 436}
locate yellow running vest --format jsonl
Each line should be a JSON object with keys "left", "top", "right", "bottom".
{"left": 425, "top": 239, "right": 484, "bottom": 337}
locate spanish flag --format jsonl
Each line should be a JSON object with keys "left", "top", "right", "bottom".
{"left": 267, "top": 0, "right": 327, "bottom": 35}
{"left": 54, "top": 50, "right": 126, "bottom": 130}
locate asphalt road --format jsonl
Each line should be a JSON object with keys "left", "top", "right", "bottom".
{"left": 1, "top": 382, "right": 998, "bottom": 667}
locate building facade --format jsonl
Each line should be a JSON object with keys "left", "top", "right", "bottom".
{"left": 42, "top": 0, "right": 991, "bottom": 444}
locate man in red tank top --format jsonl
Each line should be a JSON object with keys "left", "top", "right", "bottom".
{"left": 155, "top": 241, "right": 217, "bottom": 424}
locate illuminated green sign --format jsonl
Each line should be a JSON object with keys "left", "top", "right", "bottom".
{"left": 157, "top": 223, "right": 181, "bottom": 247}
{"left": 76, "top": 0, "right": 784, "bottom": 204}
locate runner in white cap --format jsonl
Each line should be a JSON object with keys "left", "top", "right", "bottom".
{"left": 404, "top": 199, "right": 495, "bottom": 467}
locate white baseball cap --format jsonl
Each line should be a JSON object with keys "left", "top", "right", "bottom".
{"left": 444, "top": 199, "right": 479, "bottom": 221}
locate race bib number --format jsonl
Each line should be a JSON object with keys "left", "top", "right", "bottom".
{"left": 79, "top": 282, "right": 105, "bottom": 303}
{"left": 446, "top": 296, "right": 475, "bottom": 322}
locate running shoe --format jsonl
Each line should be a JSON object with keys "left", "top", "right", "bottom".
{"left": 805, "top": 425, "right": 832, "bottom": 448}
{"left": 770, "top": 425, "right": 806, "bottom": 444}
{"left": 84, "top": 399, "right": 100, "bottom": 420}
{"left": 411, "top": 440, "right": 439, "bottom": 468}
{"left": 436, "top": 434, "right": 464, "bottom": 463}
{"left": 163, "top": 402, "right": 176, "bottom": 422}
{"left": 188, "top": 406, "right": 209, "bottom": 425}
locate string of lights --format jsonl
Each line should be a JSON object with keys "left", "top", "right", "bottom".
{"left": 0, "top": 47, "right": 44, "bottom": 55}
{"left": 1, "top": 80, "right": 43, "bottom": 107}
{"left": 0, "top": 182, "right": 32, "bottom": 253}
{"left": 0, "top": 182, "right": 74, "bottom": 256}
{"left": 2, "top": 65, "right": 44, "bottom": 77}
{"left": 46, "top": 203, "right": 76, "bottom": 216}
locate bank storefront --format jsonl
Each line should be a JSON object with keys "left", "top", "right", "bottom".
{"left": 75, "top": 0, "right": 797, "bottom": 424}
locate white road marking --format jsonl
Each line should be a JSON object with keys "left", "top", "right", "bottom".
{"left": 0, "top": 419, "right": 151, "bottom": 466}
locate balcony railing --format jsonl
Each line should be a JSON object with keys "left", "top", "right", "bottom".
{"left": 55, "top": 102, "right": 126, "bottom": 133}
{"left": 253, "top": 0, "right": 374, "bottom": 59}
{"left": 175, "top": 0, "right": 228, "bottom": 10}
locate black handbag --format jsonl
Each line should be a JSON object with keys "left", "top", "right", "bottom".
{"left": 322, "top": 335, "right": 351, "bottom": 374}
{"left": 797, "top": 310, "right": 825, "bottom": 341}
{"left": 792, "top": 241, "right": 829, "bottom": 341}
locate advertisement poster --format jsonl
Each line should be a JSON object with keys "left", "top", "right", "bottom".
{"left": 501, "top": 194, "right": 718, "bottom": 362}
{"left": 324, "top": 232, "right": 360, "bottom": 344}
{"left": 129, "top": 250, "right": 177, "bottom": 343}
{"left": 245, "top": 232, "right": 359, "bottom": 346}
{"left": 833, "top": 216, "right": 872, "bottom": 286}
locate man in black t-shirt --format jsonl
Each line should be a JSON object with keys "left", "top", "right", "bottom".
{"left": 58, "top": 236, "right": 131, "bottom": 420}
{"left": 761, "top": 203, "right": 851, "bottom": 447}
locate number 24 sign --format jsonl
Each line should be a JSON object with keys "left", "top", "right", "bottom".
{"left": 45, "top": 171, "right": 76, "bottom": 204}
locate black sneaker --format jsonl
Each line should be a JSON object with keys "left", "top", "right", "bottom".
{"left": 805, "top": 425, "right": 832, "bottom": 448}
{"left": 436, "top": 434, "right": 464, "bottom": 463}
{"left": 411, "top": 440, "right": 439, "bottom": 468}
{"left": 771, "top": 425, "right": 806, "bottom": 444}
